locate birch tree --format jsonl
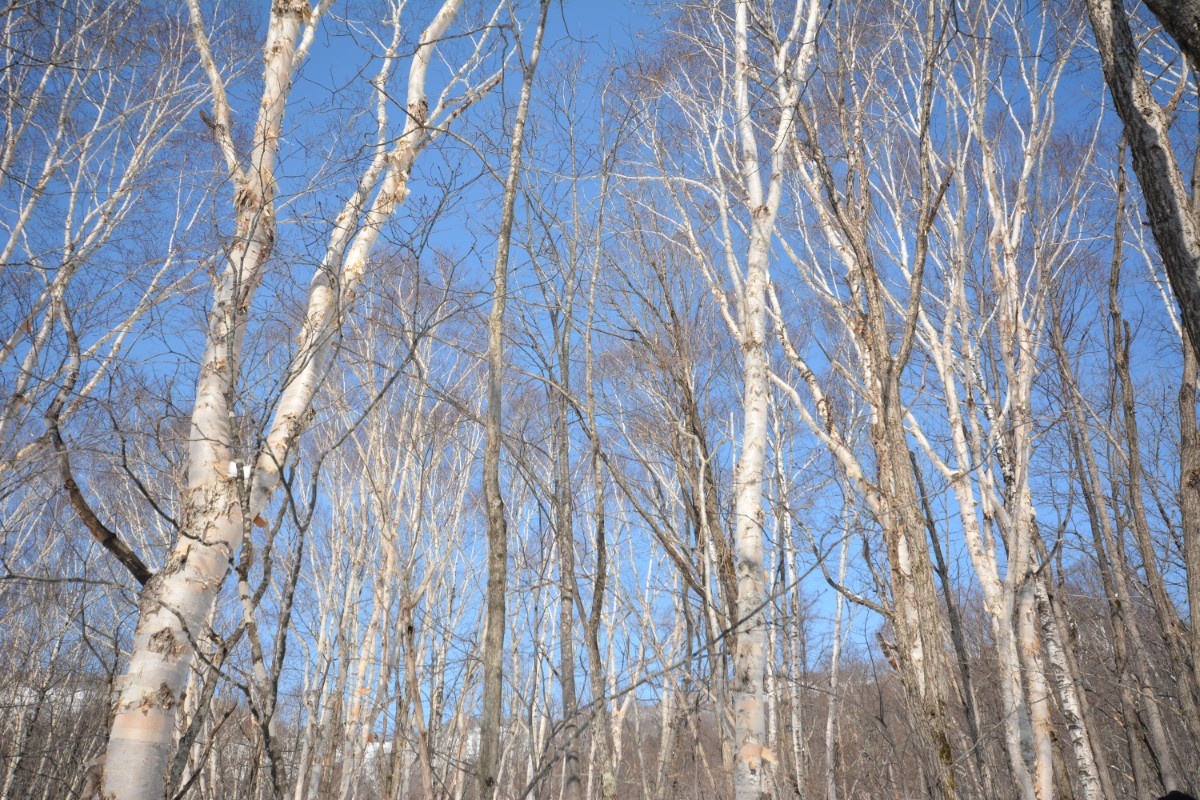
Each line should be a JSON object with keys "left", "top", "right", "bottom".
{"left": 1077, "top": 150, "right": 1200, "bottom": 793}
{"left": 727, "top": 0, "right": 798, "bottom": 768}
{"left": 287, "top": 295, "right": 482, "bottom": 800}
{"left": 99, "top": 2, "right": 508, "bottom": 797}
{"left": 511, "top": 60, "right": 630, "bottom": 798}
{"left": 910, "top": 5, "right": 1107, "bottom": 797}
{"left": 642, "top": 3, "right": 823, "bottom": 797}
{"left": 15, "top": 2, "right": 1200, "bottom": 798}
{"left": 753, "top": 1, "right": 965, "bottom": 794}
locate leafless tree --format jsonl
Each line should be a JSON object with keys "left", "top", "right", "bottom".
{"left": 98, "top": 2, "right": 510, "bottom": 797}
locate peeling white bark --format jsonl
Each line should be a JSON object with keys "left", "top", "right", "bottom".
{"left": 100, "top": 2, "right": 488, "bottom": 797}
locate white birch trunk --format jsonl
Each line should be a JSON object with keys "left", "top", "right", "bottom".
{"left": 102, "top": 2, "right": 306, "bottom": 789}
{"left": 100, "top": 2, "right": 482, "bottom": 796}
{"left": 728, "top": 4, "right": 821, "bottom": 797}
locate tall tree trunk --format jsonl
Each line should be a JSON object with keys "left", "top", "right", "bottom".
{"left": 478, "top": 4, "right": 549, "bottom": 797}
{"left": 1113, "top": 276, "right": 1194, "bottom": 794}
{"left": 102, "top": 1, "right": 476, "bottom": 796}
{"left": 875, "top": 383, "right": 959, "bottom": 800}
{"left": 1016, "top": 583, "right": 1054, "bottom": 800}
{"left": 730, "top": 20, "right": 772, "bottom": 800}
{"left": 785, "top": 0, "right": 959, "bottom": 788}
{"left": 1031, "top": 571, "right": 1110, "bottom": 800}
{"left": 554, "top": 316, "right": 582, "bottom": 800}
{"left": 1086, "top": 0, "right": 1200, "bottom": 356}
{"left": 824, "top": 532, "right": 849, "bottom": 800}
{"left": 1178, "top": 334, "right": 1200, "bottom": 791}
{"left": 914, "top": 453, "right": 996, "bottom": 797}
{"left": 729, "top": 200, "right": 772, "bottom": 800}
{"left": 728, "top": 3, "right": 821, "bottom": 796}
{"left": 581, "top": 250, "right": 615, "bottom": 800}
{"left": 102, "top": 5, "right": 305, "bottom": 796}
{"left": 1103, "top": 155, "right": 1200, "bottom": 789}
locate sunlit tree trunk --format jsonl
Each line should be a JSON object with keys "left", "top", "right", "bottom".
{"left": 727, "top": 4, "right": 822, "bottom": 798}
{"left": 101, "top": 1, "right": 489, "bottom": 795}
{"left": 1182, "top": 337, "right": 1200, "bottom": 756}
{"left": 1048, "top": 181, "right": 1178, "bottom": 797}
{"left": 102, "top": 7, "right": 309, "bottom": 796}
{"left": 1087, "top": 12, "right": 1200, "bottom": 781}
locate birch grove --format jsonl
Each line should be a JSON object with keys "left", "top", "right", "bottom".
{"left": 6, "top": 0, "right": 1200, "bottom": 799}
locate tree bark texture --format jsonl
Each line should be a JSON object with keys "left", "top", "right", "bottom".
{"left": 1087, "top": 0, "right": 1200, "bottom": 358}
{"left": 102, "top": 6, "right": 305, "bottom": 795}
